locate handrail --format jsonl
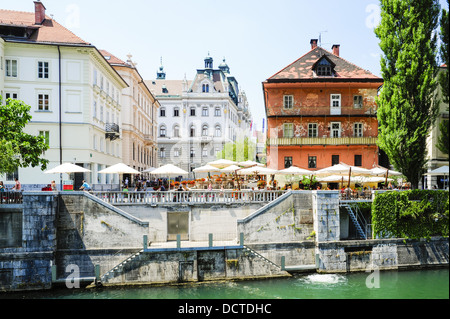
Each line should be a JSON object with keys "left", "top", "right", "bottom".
{"left": 0, "top": 191, "right": 23, "bottom": 204}
{"left": 91, "top": 189, "right": 288, "bottom": 205}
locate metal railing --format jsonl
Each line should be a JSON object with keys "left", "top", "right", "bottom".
{"left": 0, "top": 191, "right": 23, "bottom": 204}
{"left": 91, "top": 189, "right": 288, "bottom": 205}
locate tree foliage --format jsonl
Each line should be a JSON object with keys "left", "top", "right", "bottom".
{"left": 372, "top": 190, "right": 449, "bottom": 240}
{"left": 218, "top": 137, "right": 256, "bottom": 163}
{"left": 375, "top": 0, "right": 441, "bottom": 189}
{"left": 0, "top": 97, "right": 49, "bottom": 174}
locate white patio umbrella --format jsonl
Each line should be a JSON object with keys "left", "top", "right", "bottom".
{"left": 208, "top": 159, "right": 238, "bottom": 169}
{"left": 44, "top": 163, "right": 91, "bottom": 174}
{"left": 317, "top": 175, "right": 350, "bottom": 183}
{"left": 220, "top": 165, "right": 242, "bottom": 173}
{"left": 315, "top": 163, "right": 371, "bottom": 188}
{"left": 277, "top": 166, "right": 313, "bottom": 176}
{"left": 150, "top": 164, "right": 189, "bottom": 190}
{"left": 99, "top": 163, "right": 141, "bottom": 175}
{"left": 238, "top": 166, "right": 278, "bottom": 175}
{"left": 238, "top": 160, "right": 264, "bottom": 168}
{"left": 193, "top": 165, "right": 221, "bottom": 173}
{"left": 425, "top": 166, "right": 449, "bottom": 189}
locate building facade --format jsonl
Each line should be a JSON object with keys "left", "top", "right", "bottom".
{"left": 145, "top": 55, "right": 253, "bottom": 175}
{"left": 425, "top": 64, "right": 449, "bottom": 189}
{"left": 100, "top": 51, "right": 160, "bottom": 174}
{"left": 263, "top": 39, "right": 384, "bottom": 172}
{"left": 0, "top": 1, "right": 128, "bottom": 189}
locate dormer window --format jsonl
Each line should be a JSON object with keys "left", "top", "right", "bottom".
{"left": 314, "top": 56, "right": 335, "bottom": 77}
{"left": 202, "top": 84, "right": 209, "bottom": 93}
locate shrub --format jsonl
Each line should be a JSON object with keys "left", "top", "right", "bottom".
{"left": 372, "top": 190, "right": 449, "bottom": 240}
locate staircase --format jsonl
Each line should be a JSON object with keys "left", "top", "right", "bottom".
{"left": 341, "top": 204, "right": 367, "bottom": 239}
{"left": 243, "top": 245, "right": 283, "bottom": 271}
{"left": 99, "top": 250, "right": 144, "bottom": 284}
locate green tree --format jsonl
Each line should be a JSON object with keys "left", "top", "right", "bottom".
{"left": 375, "top": 0, "right": 441, "bottom": 189}
{"left": 0, "top": 96, "right": 49, "bottom": 174}
{"left": 437, "top": 0, "right": 449, "bottom": 156}
{"left": 218, "top": 137, "right": 256, "bottom": 163}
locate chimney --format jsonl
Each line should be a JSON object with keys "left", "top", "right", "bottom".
{"left": 332, "top": 44, "right": 340, "bottom": 56}
{"left": 34, "top": 1, "right": 46, "bottom": 25}
{"left": 310, "top": 39, "right": 318, "bottom": 50}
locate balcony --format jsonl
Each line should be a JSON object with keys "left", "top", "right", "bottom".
{"left": 267, "top": 136, "right": 378, "bottom": 146}
{"left": 105, "top": 123, "right": 120, "bottom": 141}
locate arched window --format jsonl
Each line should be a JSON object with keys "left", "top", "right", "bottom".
{"left": 190, "top": 125, "right": 196, "bottom": 137}
{"left": 173, "top": 125, "right": 180, "bottom": 138}
{"left": 160, "top": 125, "right": 166, "bottom": 137}
{"left": 202, "top": 84, "right": 209, "bottom": 93}
{"left": 202, "top": 124, "right": 209, "bottom": 137}
{"left": 215, "top": 125, "right": 222, "bottom": 137}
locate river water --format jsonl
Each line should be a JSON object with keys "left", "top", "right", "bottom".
{"left": 2, "top": 268, "right": 448, "bottom": 300}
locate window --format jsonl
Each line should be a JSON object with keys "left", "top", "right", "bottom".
{"left": 332, "top": 155, "right": 340, "bottom": 166}
{"left": 284, "top": 157, "right": 293, "bottom": 169}
{"left": 5, "top": 92, "right": 18, "bottom": 104}
{"left": 202, "top": 84, "right": 209, "bottom": 93}
{"left": 354, "top": 95, "right": 363, "bottom": 108}
{"left": 38, "top": 94, "right": 50, "bottom": 111}
{"left": 160, "top": 125, "right": 166, "bottom": 137}
{"left": 160, "top": 108, "right": 166, "bottom": 117}
{"left": 308, "top": 123, "right": 318, "bottom": 138}
{"left": 215, "top": 107, "right": 221, "bottom": 117}
{"left": 202, "top": 125, "right": 209, "bottom": 137}
{"left": 331, "top": 94, "right": 341, "bottom": 108}
{"left": 93, "top": 100, "right": 97, "bottom": 118}
{"left": 354, "top": 155, "right": 362, "bottom": 167}
{"left": 190, "top": 125, "right": 196, "bottom": 137}
{"left": 39, "top": 131, "right": 50, "bottom": 146}
{"left": 317, "top": 65, "right": 332, "bottom": 76}
{"left": 331, "top": 122, "right": 341, "bottom": 138}
{"left": 283, "top": 95, "right": 293, "bottom": 109}
{"left": 174, "top": 148, "right": 180, "bottom": 157}
{"left": 202, "top": 107, "right": 209, "bottom": 117}
{"left": 160, "top": 148, "right": 166, "bottom": 158}
{"left": 190, "top": 107, "right": 196, "bottom": 116}
{"left": 215, "top": 125, "right": 222, "bottom": 137}
{"left": 202, "top": 148, "right": 208, "bottom": 157}
{"left": 190, "top": 148, "right": 195, "bottom": 158}
{"left": 173, "top": 125, "right": 180, "bottom": 138}
{"left": 283, "top": 123, "right": 294, "bottom": 138}
{"left": 38, "top": 61, "right": 49, "bottom": 79}
{"left": 354, "top": 123, "right": 363, "bottom": 137}
{"left": 5, "top": 59, "right": 18, "bottom": 77}
{"left": 308, "top": 156, "right": 317, "bottom": 169}
{"left": 173, "top": 108, "right": 180, "bottom": 117}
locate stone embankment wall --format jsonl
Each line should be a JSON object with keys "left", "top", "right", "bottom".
{"left": 0, "top": 191, "right": 448, "bottom": 292}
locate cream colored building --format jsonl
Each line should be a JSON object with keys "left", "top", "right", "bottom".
{"left": 425, "top": 65, "right": 449, "bottom": 189}
{"left": 100, "top": 51, "right": 159, "bottom": 177}
{"left": 0, "top": 1, "right": 128, "bottom": 190}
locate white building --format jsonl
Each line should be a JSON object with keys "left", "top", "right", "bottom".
{"left": 100, "top": 51, "right": 160, "bottom": 176}
{"left": 145, "top": 55, "right": 253, "bottom": 175}
{"left": 0, "top": 1, "right": 128, "bottom": 190}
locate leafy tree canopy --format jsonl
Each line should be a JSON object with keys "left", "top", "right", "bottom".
{"left": 0, "top": 97, "right": 49, "bottom": 174}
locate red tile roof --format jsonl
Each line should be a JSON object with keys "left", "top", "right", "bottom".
{"left": 99, "top": 50, "right": 129, "bottom": 67}
{"left": 267, "top": 46, "right": 382, "bottom": 82}
{"left": 0, "top": 9, "right": 90, "bottom": 45}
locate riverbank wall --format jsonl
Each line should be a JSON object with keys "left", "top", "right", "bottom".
{"left": 0, "top": 191, "right": 448, "bottom": 292}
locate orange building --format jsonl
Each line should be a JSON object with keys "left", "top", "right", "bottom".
{"left": 263, "top": 39, "right": 384, "bottom": 172}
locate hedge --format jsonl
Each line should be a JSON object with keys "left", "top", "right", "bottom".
{"left": 372, "top": 190, "right": 449, "bottom": 240}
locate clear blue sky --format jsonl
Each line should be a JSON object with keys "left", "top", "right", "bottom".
{"left": 3, "top": 0, "right": 448, "bottom": 130}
